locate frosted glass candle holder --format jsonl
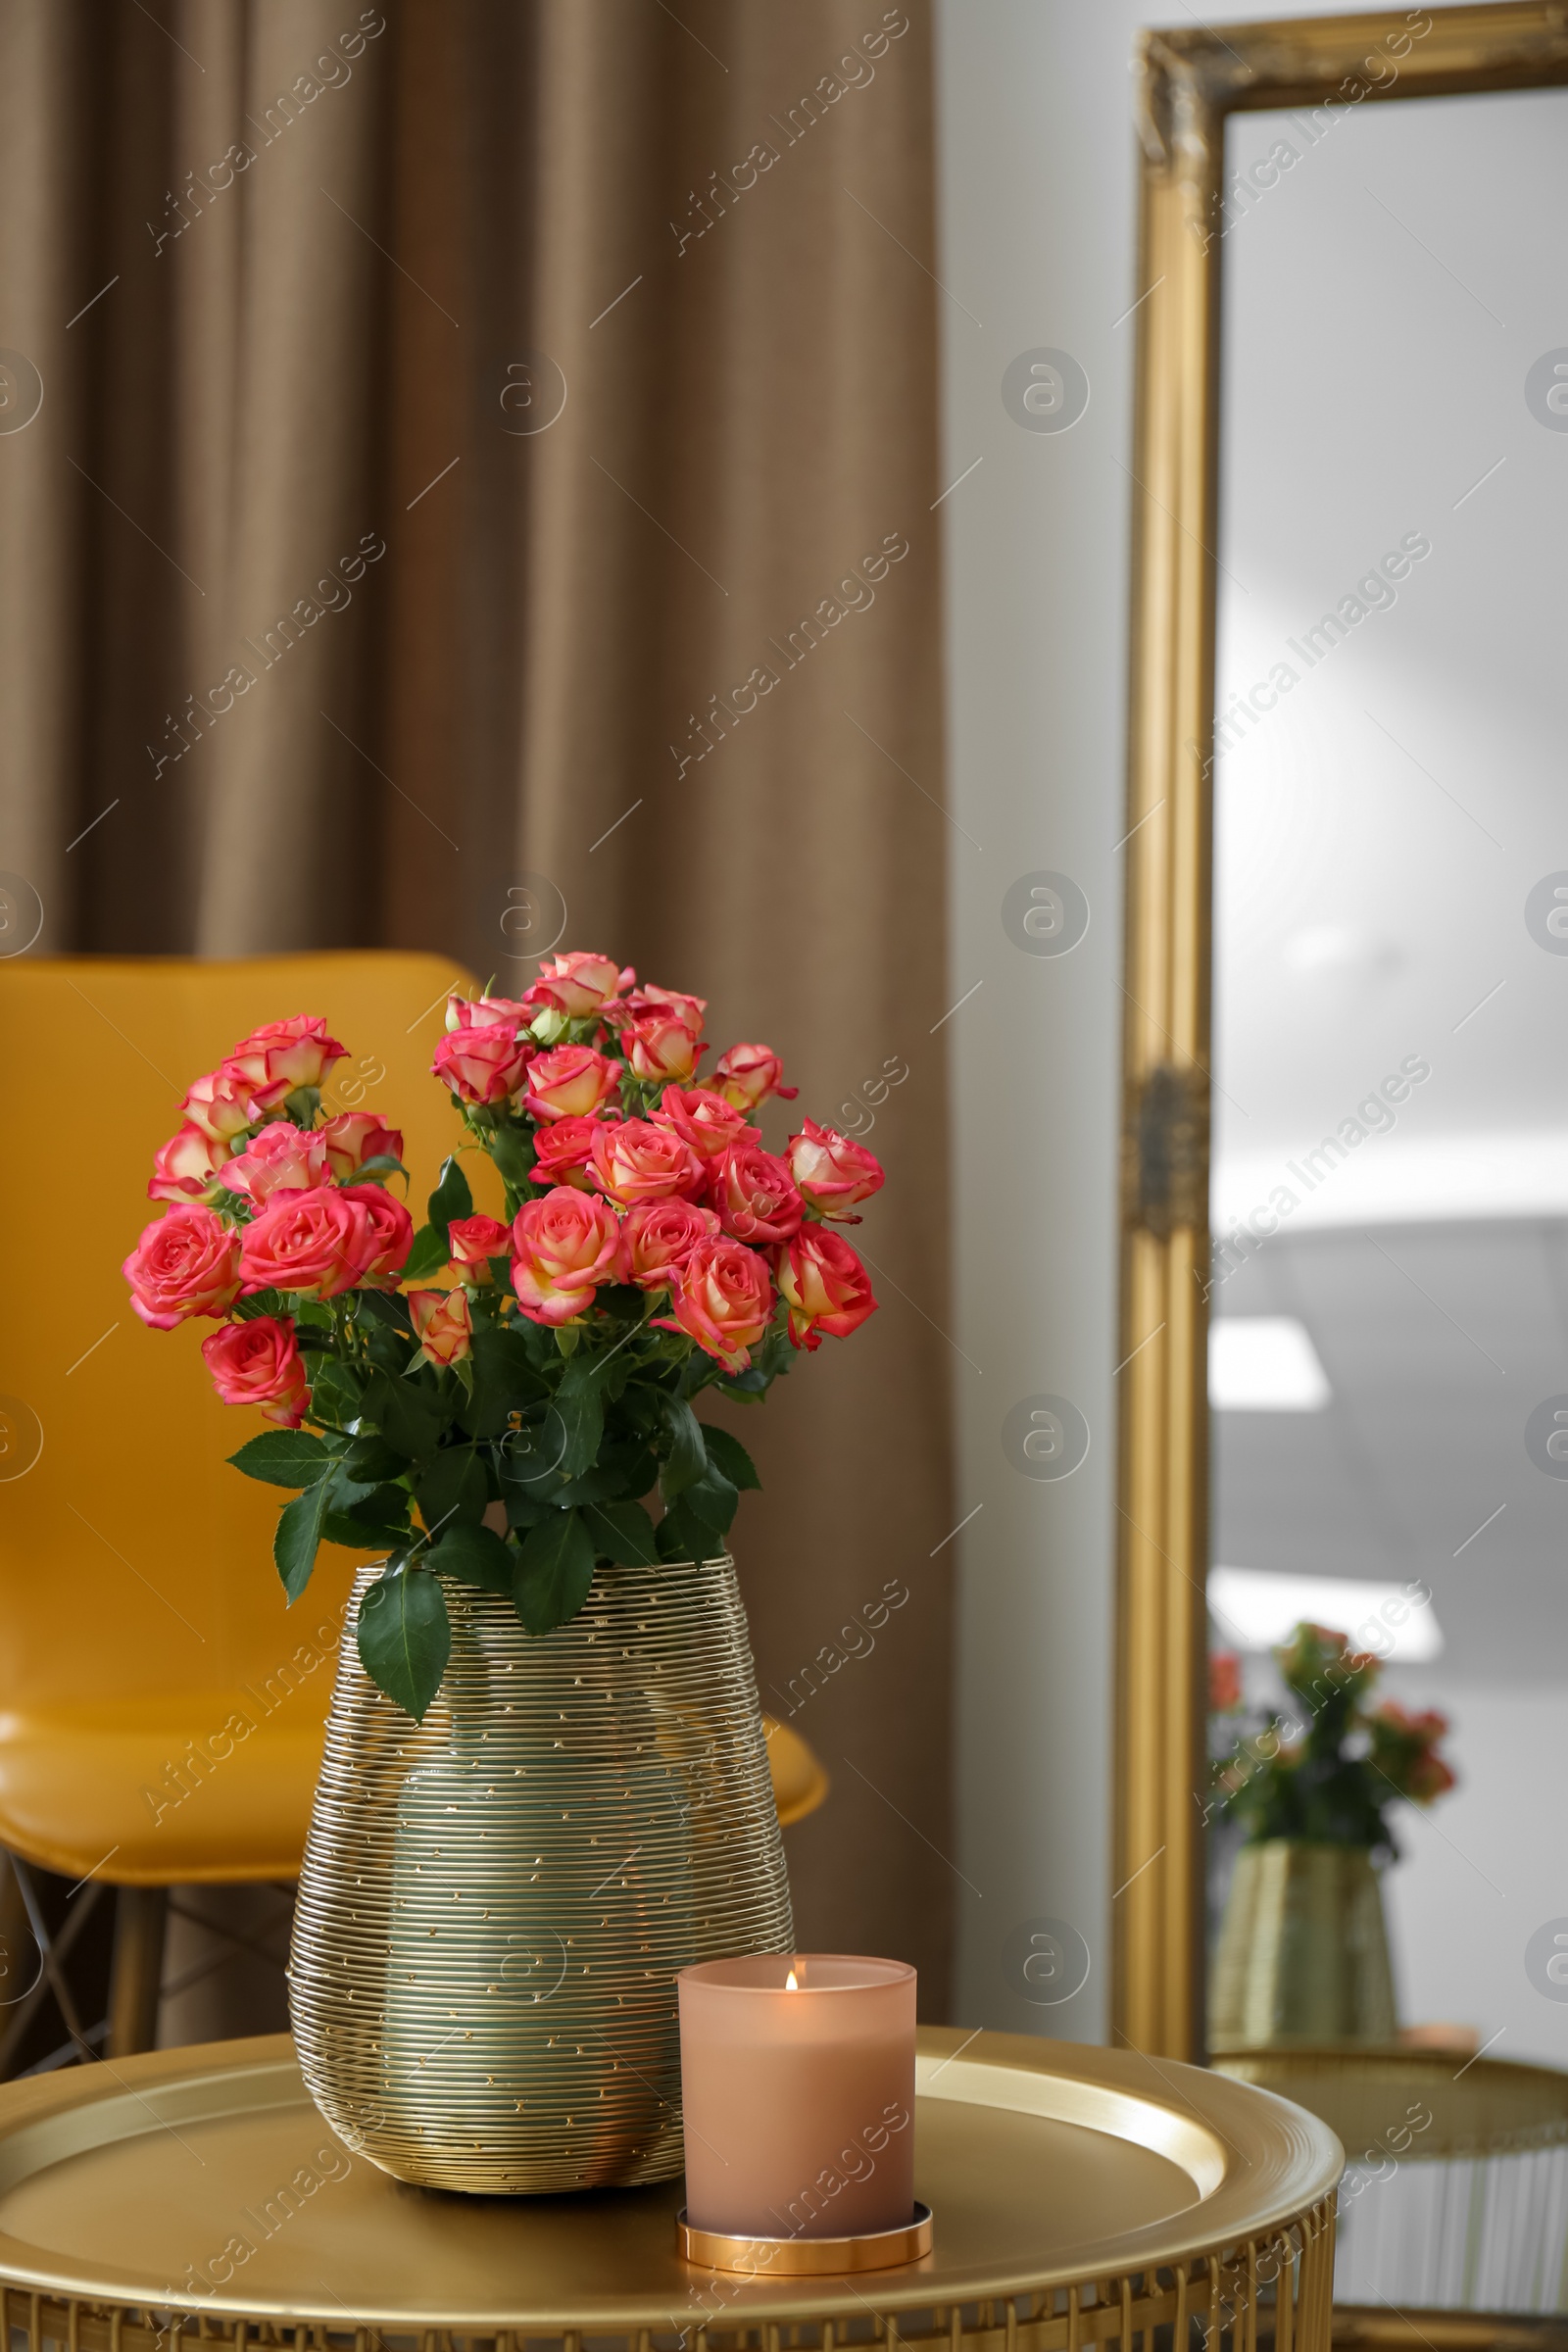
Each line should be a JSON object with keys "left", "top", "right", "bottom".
{"left": 677, "top": 1953, "right": 917, "bottom": 2241}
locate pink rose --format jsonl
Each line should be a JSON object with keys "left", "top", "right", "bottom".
{"left": 710, "top": 1141, "right": 803, "bottom": 1244}
{"left": 220, "top": 1120, "right": 331, "bottom": 1204}
{"left": 408, "top": 1287, "right": 474, "bottom": 1367}
{"left": 787, "top": 1119, "right": 885, "bottom": 1222}
{"left": 122, "top": 1206, "right": 243, "bottom": 1329}
{"left": 238, "top": 1185, "right": 373, "bottom": 1299}
{"left": 655, "top": 1237, "right": 774, "bottom": 1369}
{"left": 511, "top": 1188, "right": 627, "bottom": 1326}
{"left": 618, "top": 1011, "right": 703, "bottom": 1084}
{"left": 431, "top": 1024, "right": 532, "bottom": 1106}
{"left": 713, "top": 1042, "right": 797, "bottom": 1109}
{"left": 339, "top": 1184, "right": 414, "bottom": 1283}
{"left": 201, "top": 1315, "right": 311, "bottom": 1426}
{"left": 447, "top": 1214, "right": 513, "bottom": 1278}
{"left": 621, "top": 1198, "right": 719, "bottom": 1292}
{"left": 530, "top": 1115, "right": 607, "bottom": 1192}
{"left": 318, "top": 1111, "right": 404, "bottom": 1180}
{"left": 226, "top": 1015, "right": 347, "bottom": 1108}
{"left": 524, "top": 1044, "right": 620, "bottom": 1121}
{"left": 444, "top": 991, "right": 533, "bottom": 1033}
{"left": 148, "top": 1123, "right": 232, "bottom": 1202}
{"left": 654, "top": 1086, "right": 756, "bottom": 1163}
{"left": 526, "top": 952, "right": 629, "bottom": 1019}
{"left": 589, "top": 1117, "right": 703, "bottom": 1206}
{"left": 180, "top": 1065, "right": 261, "bottom": 1145}
{"left": 776, "top": 1228, "right": 878, "bottom": 1350}
{"left": 622, "top": 981, "right": 707, "bottom": 1035}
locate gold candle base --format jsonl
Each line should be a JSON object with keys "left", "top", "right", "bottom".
{"left": 676, "top": 2201, "right": 934, "bottom": 2275}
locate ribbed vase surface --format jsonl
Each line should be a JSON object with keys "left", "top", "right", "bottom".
{"left": 289, "top": 1556, "right": 793, "bottom": 2192}
{"left": 1209, "top": 1838, "right": 1397, "bottom": 2051}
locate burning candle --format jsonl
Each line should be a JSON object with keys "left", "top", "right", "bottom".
{"left": 677, "top": 1953, "right": 916, "bottom": 2239}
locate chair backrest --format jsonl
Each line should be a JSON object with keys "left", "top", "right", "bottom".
{"left": 0, "top": 952, "right": 485, "bottom": 1708}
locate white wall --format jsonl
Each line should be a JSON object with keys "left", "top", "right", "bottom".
{"left": 933, "top": 0, "right": 1374, "bottom": 2038}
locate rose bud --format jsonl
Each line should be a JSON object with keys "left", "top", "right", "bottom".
{"left": 712, "top": 1042, "right": 797, "bottom": 1109}
{"left": 338, "top": 1184, "right": 415, "bottom": 1284}
{"left": 225, "top": 1015, "right": 348, "bottom": 1108}
{"left": 237, "top": 1185, "right": 374, "bottom": 1300}
{"left": 590, "top": 1117, "right": 704, "bottom": 1207}
{"left": 511, "top": 1187, "right": 628, "bottom": 1326}
{"left": 654, "top": 1237, "right": 774, "bottom": 1370}
{"left": 776, "top": 1227, "right": 878, "bottom": 1350}
{"left": 220, "top": 1120, "right": 331, "bottom": 1204}
{"left": 621, "top": 981, "right": 708, "bottom": 1036}
{"left": 431, "top": 1023, "right": 533, "bottom": 1106}
{"left": 201, "top": 1316, "right": 311, "bottom": 1426}
{"left": 526, "top": 951, "right": 629, "bottom": 1019}
{"left": 620, "top": 1198, "right": 719, "bottom": 1293}
{"left": 318, "top": 1111, "right": 404, "bottom": 1181}
{"left": 180, "top": 1064, "right": 262, "bottom": 1145}
{"left": 148, "top": 1123, "right": 233, "bottom": 1202}
{"left": 619, "top": 1011, "right": 703, "bottom": 1084}
{"left": 710, "top": 1141, "right": 803, "bottom": 1244}
{"left": 530, "top": 1115, "right": 608, "bottom": 1192}
{"left": 444, "top": 991, "right": 533, "bottom": 1033}
{"left": 523, "top": 1044, "right": 620, "bottom": 1122}
{"left": 408, "top": 1286, "right": 475, "bottom": 1368}
{"left": 448, "top": 1213, "right": 513, "bottom": 1280}
{"left": 787, "top": 1118, "right": 885, "bottom": 1221}
{"left": 122, "top": 1206, "right": 243, "bottom": 1328}
{"left": 654, "top": 1086, "right": 756, "bottom": 1163}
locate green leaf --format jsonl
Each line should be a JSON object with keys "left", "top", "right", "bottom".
{"left": 656, "top": 1494, "right": 729, "bottom": 1566}
{"left": 415, "top": 1446, "right": 489, "bottom": 1538}
{"left": 229, "top": 1430, "right": 330, "bottom": 1490}
{"left": 310, "top": 1358, "right": 367, "bottom": 1429}
{"left": 356, "top": 1567, "right": 451, "bottom": 1720}
{"left": 275, "top": 1479, "right": 334, "bottom": 1601}
{"left": 322, "top": 1482, "right": 412, "bottom": 1549}
{"left": 659, "top": 1395, "right": 707, "bottom": 1499}
{"left": 466, "top": 1323, "right": 548, "bottom": 1440}
{"left": 323, "top": 1511, "right": 408, "bottom": 1550}
{"left": 353, "top": 1154, "right": 408, "bottom": 1185}
{"left": 232, "top": 1287, "right": 285, "bottom": 1324}
{"left": 367, "top": 1366, "right": 444, "bottom": 1462}
{"left": 355, "top": 1289, "right": 413, "bottom": 1334}
{"left": 426, "top": 1519, "right": 515, "bottom": 1592}
{"left": 698, "top": 1426, "right": 760, "bottom": 1493}
{"left": 401, "top": 1224, "right": 451, "bottom": 1282}
{"left": 488, "top": 1119, "right": 535, "bottom": 1193}
{"left": 504, "top": 1489, "right": 547, "bottom": 1530}
{"left": 555, "top": 1353, "right": 608, "bottom": 1481}
{"left": 342, "top": 1434, "right": 409, "bottom": 1483}
{"left": 682, "top": 1463, "right": 739, "bottom": 1537}
{"left": 427, "top": 1153, "right": 473, "bottom": 1244}
{"left": 582, "top": 1498, "right": 660, "bottom": 1567}
{"left": 514, "top": 1508, "right": 596, "bottom": 1636}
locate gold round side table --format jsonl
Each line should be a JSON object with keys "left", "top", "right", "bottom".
{"left": 0, "top": 2027, "right": 1342, "bottom": 2350}
{"left": 1215, "top": 2045, "right": 1568, "bottom": 2340}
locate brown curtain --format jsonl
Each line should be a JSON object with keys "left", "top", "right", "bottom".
{"left": 0, "top": 0, "right": 953, "bottom": 2011}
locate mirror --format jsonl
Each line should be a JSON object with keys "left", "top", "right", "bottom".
{"left": 1116, "top": 5, "right": 1568, "bottom": 2063}
{"left": 1206, "top": 76, "right": 1568, "bottom": 2069}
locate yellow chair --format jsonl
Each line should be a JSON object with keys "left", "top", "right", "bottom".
{"left": 0, "top": 954, "right": 824, "bottom": 2065}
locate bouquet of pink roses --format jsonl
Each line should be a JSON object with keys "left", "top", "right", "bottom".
{"left": 122, "top": 954, "right": 882, "bottom": 1719}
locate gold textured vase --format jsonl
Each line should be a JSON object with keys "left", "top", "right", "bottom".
{"left": 1209, "top": 1838, "right": 1397, "bottom": 2051}
{"left": 288, "top": 1555, "right": 794, "bottom": 2193}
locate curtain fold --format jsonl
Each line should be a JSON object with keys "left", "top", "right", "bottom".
{"left": 0, "top": 0, "right": 955, "bottom": 2010}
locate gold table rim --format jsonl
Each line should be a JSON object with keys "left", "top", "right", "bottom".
{"left": 0, "top": 2026, "right": 1345, "bottom": 2327}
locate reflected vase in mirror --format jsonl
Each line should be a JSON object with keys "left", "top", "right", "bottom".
{"left": 1208, "top": 1627, "right": 1454, "bottom": 2050}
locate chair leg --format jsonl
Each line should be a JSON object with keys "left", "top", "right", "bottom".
{"left": 108, "top": 1888, "right": 168, "bottom": 2057}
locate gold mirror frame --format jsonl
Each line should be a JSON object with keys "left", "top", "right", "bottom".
{"left": 1114, "top": 0, "right": 1568, "bottom": 2063}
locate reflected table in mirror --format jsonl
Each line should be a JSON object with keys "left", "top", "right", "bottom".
{"left": 0, "top": 2028, "right": 1341, "bottom": 2350}
{"left": 1215, "top": 2048, "right": 1568, "bottom": 2343}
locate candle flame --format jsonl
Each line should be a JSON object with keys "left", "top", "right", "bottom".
{"left": 785, "top": 1968, "right": 799, "bottom": 1991}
